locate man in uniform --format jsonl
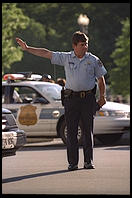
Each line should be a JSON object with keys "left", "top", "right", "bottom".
{"left": 16, "top": 31, "right": 107, "bottom": 171}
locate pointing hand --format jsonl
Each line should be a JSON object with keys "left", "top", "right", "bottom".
{"left": 16, "top": 37, "right": 27, "bottom": 50}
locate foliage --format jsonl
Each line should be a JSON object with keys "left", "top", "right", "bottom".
{"left": 2, "top": 3, "right": 29, "bottom": 74}
{"left": 109, "top": 18, "right": 130, "bottom": 97}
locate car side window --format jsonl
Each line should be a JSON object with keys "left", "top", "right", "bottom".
{"left": 2, "top": 86, "right": 14, "bottom": 104}
{"left": 16, "top": 86, "right": 35, "bottom": 103}
{"left": 2, "top": 85, "right": 49, "bottom": 104}
{"left": 15, "top": 86, "right": 49, "bottom": 104}
{"left": 13, "top": 88, "right": 23, "bottom": 103}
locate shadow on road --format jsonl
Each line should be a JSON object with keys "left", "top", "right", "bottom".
{"left": 20, "top": 144, "right": 67, "bottom": 151}
{"left": 2, "top": 168, "right": 84, "bottom": 184}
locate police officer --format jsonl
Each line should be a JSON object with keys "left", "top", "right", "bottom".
{"left": 16, "top": 31, "right": 107, "bottom": 171}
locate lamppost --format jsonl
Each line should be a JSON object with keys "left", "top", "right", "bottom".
{"left": 77, "top": 14, "right": 90, "bottom": 35}
{"left": 53, "top": 64, "right": 56, "bottom": 81}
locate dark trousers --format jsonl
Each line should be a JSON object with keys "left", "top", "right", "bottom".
{"left": 64, "top": 93, "right": 96, "bottom": 165}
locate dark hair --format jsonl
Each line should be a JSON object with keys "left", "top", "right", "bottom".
{"left": 72, "top": 31, "right": 89, "bottom": 45}
{"left": 56, "top": 78, "right": 66, "bottom": 87}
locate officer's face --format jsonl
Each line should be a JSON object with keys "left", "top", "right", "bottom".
{"left": 73, "top": 41, "right": 88, "bottom": 58}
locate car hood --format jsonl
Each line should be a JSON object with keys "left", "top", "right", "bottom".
{"left": 102, "top": 101, "right": 130, "bottom": 112}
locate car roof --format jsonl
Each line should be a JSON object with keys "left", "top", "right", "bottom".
{"left": 2, "top": 80, "right": 62, "bottom": 91}
{"left": 2, "top": 80, "right": 57, "bottom": 86}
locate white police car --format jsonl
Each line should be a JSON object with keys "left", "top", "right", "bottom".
{"left": 2, "top": 73, "right": 130, "bottom": 145}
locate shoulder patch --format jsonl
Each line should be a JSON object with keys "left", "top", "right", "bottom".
{"left": 98, "top": 59, "right": 103, "bottom": 67}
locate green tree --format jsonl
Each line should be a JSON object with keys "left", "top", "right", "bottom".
{"left": 2, "top": 3, "right": 29, "bottom": 74}
{"left": 109, "top": 18, "right": 130, "bottom": 97}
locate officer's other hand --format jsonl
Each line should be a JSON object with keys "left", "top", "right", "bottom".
{"left": 97, "top": 96, "right": 106, "bottom": 107}
{"left": 16, "top": 38, "right": 27, "bottom": 51}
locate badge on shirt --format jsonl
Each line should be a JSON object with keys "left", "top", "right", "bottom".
{"left": 87, "top": 61, "right": 91, "bottom": 65}
{"left": 98, "top": 59, "right": 103, "bottom": 67}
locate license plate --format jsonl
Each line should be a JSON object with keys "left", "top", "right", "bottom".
{"left": 2, "top": 133, "right": 15, "bottom": 149}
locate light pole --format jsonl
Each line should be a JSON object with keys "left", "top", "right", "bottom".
{"left": 53, "top": 64, "right": 56, "bottom": 81}
{"left": 77, "top": 14, "right": 90, "bottom": 35}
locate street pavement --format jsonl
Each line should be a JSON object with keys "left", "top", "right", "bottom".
{"left": 2, "top": 131, "right": 130, "bottom": 195}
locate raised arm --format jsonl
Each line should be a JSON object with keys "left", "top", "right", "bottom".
{"left": 16, "top": 38, "right": 52, "bottom": 59}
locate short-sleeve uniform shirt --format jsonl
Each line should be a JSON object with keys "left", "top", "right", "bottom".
{"left": 51, "top": 51, "right": 107, "bottom": 92}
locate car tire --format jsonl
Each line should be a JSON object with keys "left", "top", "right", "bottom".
{"left": 59, "top": 118, "right": 83, "bottom": 145}
{"left": 96, "top": 133, "right": 123, "bottom": 145}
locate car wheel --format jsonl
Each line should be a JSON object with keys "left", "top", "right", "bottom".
{"left": 96, "top": 133, "right": 123, "bottom": 145}
{"left": 59, "top": 118, "right": 83, "bottom": 145}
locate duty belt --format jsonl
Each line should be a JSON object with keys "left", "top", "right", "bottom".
{"left": 71, "top": 90, "right": 93, "bottom": 98}
{"left": 63, "top": 89, "right": 93, "bottom": 98}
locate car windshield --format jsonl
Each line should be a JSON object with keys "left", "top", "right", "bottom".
{"left": 35, "top": 84, "right": 62, "bottom": 101}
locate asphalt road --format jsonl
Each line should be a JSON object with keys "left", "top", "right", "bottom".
{"left": 2, "top": 133, "right": 130, "bottom": 195}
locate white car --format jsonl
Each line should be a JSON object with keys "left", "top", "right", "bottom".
{"left": 2, "top": 73, "right": 130, "bottom": 145}
{"left": 93, "top": 101, "right": 130, "bottom": 144}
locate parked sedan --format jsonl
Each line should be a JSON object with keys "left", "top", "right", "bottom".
{"left": 2, "top": 108, "right": 26, "bottom": 157}
{"left": 2, "top": 73, "right": 130, "bottom": 145}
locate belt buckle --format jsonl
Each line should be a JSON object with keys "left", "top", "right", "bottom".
{"left": 80, "top": 91, "right": 86, "bottom": 98}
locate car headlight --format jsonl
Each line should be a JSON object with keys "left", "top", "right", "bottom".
{"left": 98, "top": 111, "right": 109, "bottom": 116}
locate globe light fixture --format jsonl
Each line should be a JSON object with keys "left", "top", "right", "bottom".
{"left": 77, "top": 14, "right": 90, "bottom": 34}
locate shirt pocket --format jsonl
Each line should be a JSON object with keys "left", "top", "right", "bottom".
{"left": 68, "top": 62, "right": 77, "bottom": 70}
{"left": 84, "top": 63, "right": 94, "bottom": 75}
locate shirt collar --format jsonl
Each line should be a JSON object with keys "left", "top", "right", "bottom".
{"left": 71, "top": 51, "right": 76, "bottom": 58}
{"left": 71, "top": 51, "right": 90, "bottom": 59}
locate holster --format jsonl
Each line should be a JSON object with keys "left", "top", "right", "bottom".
{"left": 61, "top": 88, "right": 72, "bottom": 106}
{"left": 61, "top": 87, "right": 65, "bottom": 106}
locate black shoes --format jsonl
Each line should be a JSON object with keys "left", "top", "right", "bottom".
{"left": 68, "top": 163, "right": 95, "bottom": 171}
{"left": 68, "top": 164, "right": 78, "bottom": 171}
{"left": 84, "top": 162, "right": 95, "bottom": 169}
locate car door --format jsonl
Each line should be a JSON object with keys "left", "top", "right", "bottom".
{"left": 2, "top": 85, "right": 57, "bottom": 137}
